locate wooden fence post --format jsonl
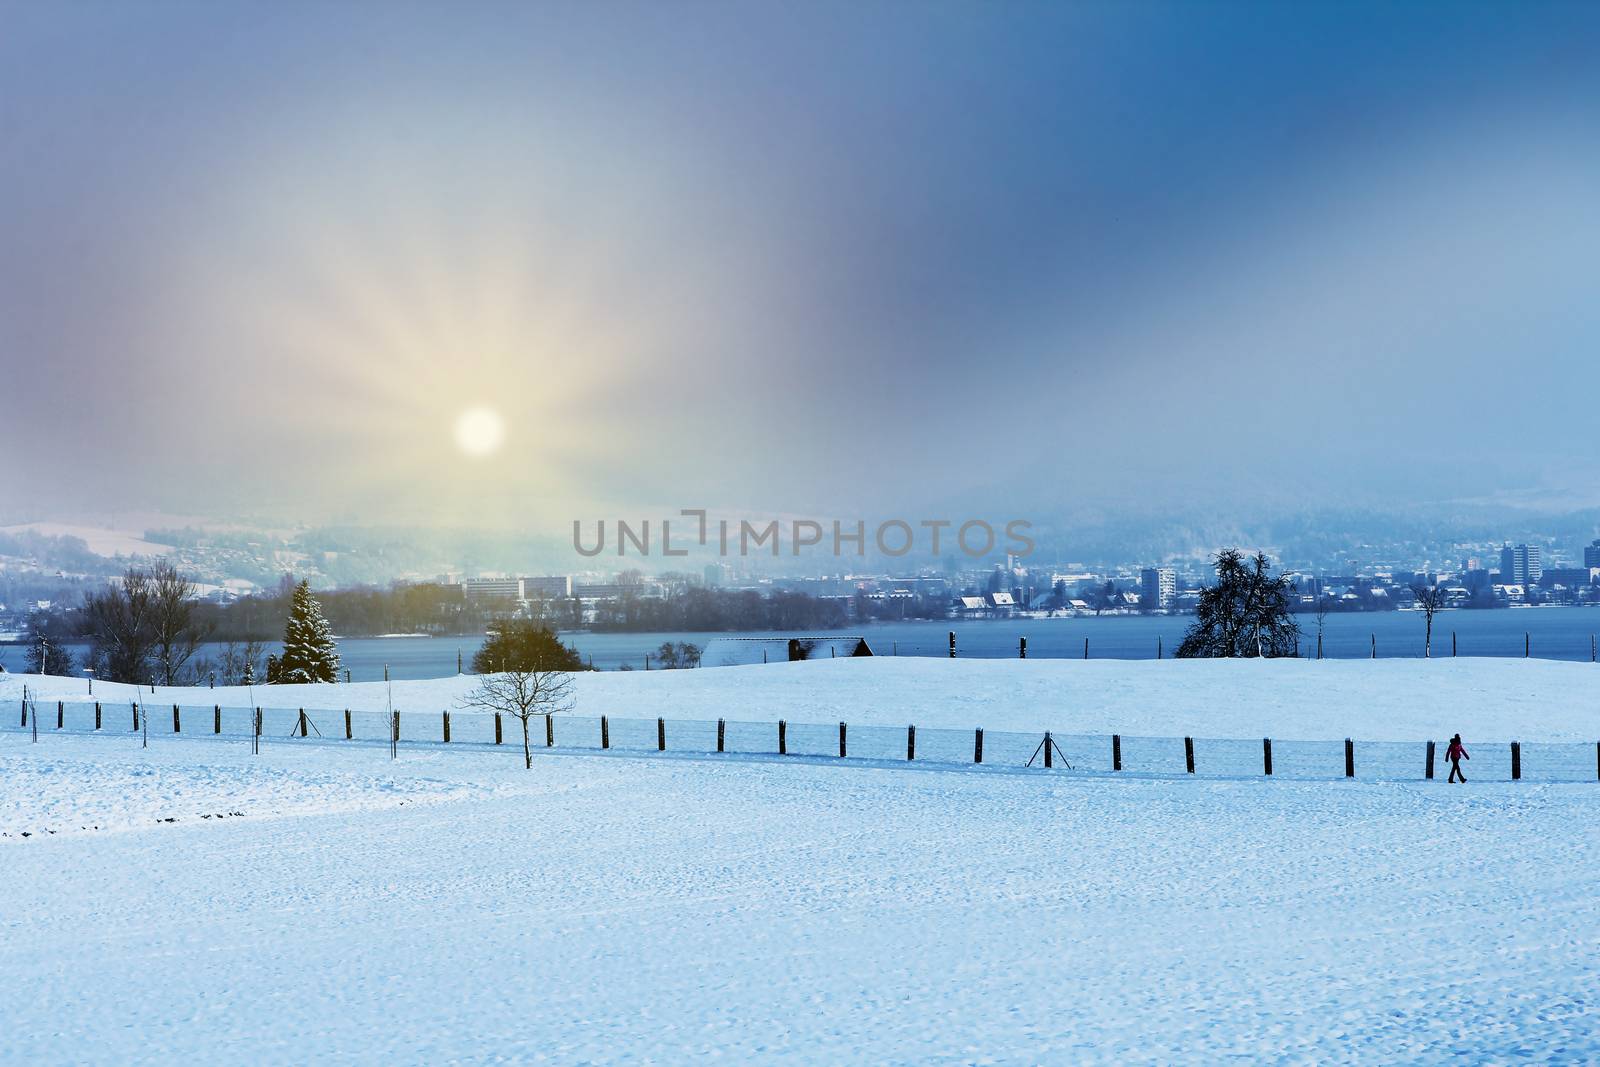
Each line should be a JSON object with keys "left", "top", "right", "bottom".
{"left": 1452, "top": 631, "right": 1457, "bottom": 657}
{"left": 1019, "top": 636, "right": 1026, "bottom": 659}
{"left": 1370, "top": 634, "right": 1376, "bottom": 659}
{"left": 717, "top": 718, "right": 726, "bottom": 753}
{"left": 1511, "top": 741, "right": 1521, "bottom": 781}
{"left": 545, "top": 713, "right": 554, "bottom": 747}
{"left": 838, "top": 721, "right": 847, "bottom": 758}
{"left": 1344, "top": 738, "right": 1354, "bottom": 779}
{"left": 1084, "top": 637, "right": 1089, "bottom": 660}
{"left": 215, "top": 705, "right": 222, "bottom": 734}
{"left": 1263, "top": 737, "right": 1273, "bottom": 776}
{"left": 778, "top": 719, "right": 787, "bottom": 755}
{"left": 1426, "top": 740, "right": 1435, "bottom": 780}
{"left": 1184, "top": 736, "right": 1195, "bottom": 774}
{"left": 443, "top": 710, "right": 451, "bottom": 743}
{"left": 1525, "top": 632, "right": 1530, "bottom": 658}
{"left": 298, "top": 709, "right": 308, "bottom": 738}
{"left": 19, "top": 699, "right": 25, "bottom": 728}
{"left": 1112, "top": 733, "right": 1122, "bottom": 771}
{"left": 601, "top": 715, "right": 609, "bottom": 749}
{"left": 345, "top": 709, "right": 352, "bottom": 739}
{"left": 173, "top": 704, "right": 181, "bottom": 733}
{"left": 57, "top": 701, "right": 64, "bottom": 729}
{"left": 133, "top": 702, "right": 139, "bottom": 731}
{"left": 948, "top": 631, "right": 956, "bottom": 658}
{"left": 94, "top": 701, "right": 102, "bottom": 730}
{"left": 1043, "top": 731, "right": 1052, "bottom": 768}
{"left": 657, "top": 717, "right": 666, "bottom": 752}
{"left": 907, "top": 724, "right": 916, "bottom": 761}
{"left": 974, "top": 727, "right": 984, "bottom": 764}
{"left": 493, "top": 713, "right": 502, "bottom": 745}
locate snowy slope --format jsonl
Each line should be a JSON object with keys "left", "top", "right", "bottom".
{"left": 6, "top": 655, "right": 1600, "bottom": 741}
{"left": 1, "top": 732, "right": 1596, "bottom": 1063}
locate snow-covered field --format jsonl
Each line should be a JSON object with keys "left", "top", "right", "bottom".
{"left": 2, "top": 731, "right": 1597, "bottom": 1063}
{"left": 6, "top": 654, "right": 1600, "bottom": 741}
{"left": 4, "top": 659, "right": 1598, "bottom": 1062}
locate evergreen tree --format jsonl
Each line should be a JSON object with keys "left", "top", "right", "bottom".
{"left": 26, "top": 631, "right": 76, "bottom": 676}
{"left": 472, "top": 620, "right": 585, "bottom": 674}
{"left": 269, "top": 580, "right": 341, "bottom": 683}
{"left": 1176, "top": 550, "right": 1300, "bottom": 658}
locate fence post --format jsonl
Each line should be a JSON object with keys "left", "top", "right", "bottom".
{"left": 1525, "top": 632, "right": 1530, "bottom": 658}
{"left": 1344, "top": 738, "right": 1354, "bottom": 779}
{"left": 778, "top": 719, "right": 787, "bottom": 755}
{"left": 545, "top": 713, "right": 553, "bottom": 747}
{"left": 18, "top": 699, "right": 24, "bottom": 728}
{"left": 1511, "top": 741, "right": 1521, "bottom": 781}
{"left": 657, "top": 717, "right": 666, "bottom": 752}
{"left": 1019, "top": 636, "right": 1026, "bottom": 659}
{"left": 601, "top": 715, "right": 609, "bottom": 749}
{"left": 1043, "top": 730, "right": 1052, "bottom": 768}
{"left": 1158, "top": 636, "right": 1163, "bottom": 660}
{"left": 1453, "top": 631, "right": 1457, "bottom": 657}
{"left": 345, "top": 709, "right": 352, "bottom": 740}
{"left": 492, "top": 713, "right": 502, "bottom": 745}
{"left": 1263, "top": 737, "right": 1273, "bottom": 776}
{"left": 1426, "top": 740, "right": 1435, "bottom": 780}
{"left": 974, "top": 727, "right": 983, "bottom": 764}
{"left": 173, "top": 704, "right": 181, "bottom": 733}
{"left": 1184, "top": 736, "right": 1195, "bottom": 774}
{"left": 57, "top": 701, "right": 64, "bottom": 729}
{"left": 390, "top": 710, "right": 398, "bottom": 759}
{"left": 133, "top": 702, "right": 139, "bottom": 731}
{"left": 717, "top": 718, "right": 726, "bottom": 753}
{"left": 1112, "top": 733, "right": 1122, "bottom": 771}
{"left": 215, "top": 705, "right": 222, "bottom": 734}
{"left": 298, "top": 709, "right": 308, "bottom": 738}
{"left": 1370, "top": 634, "right": 1376, "bottom": 659}
{"left": 95, "top": 701, "right": 102, "bottom": 730}
{"left": 1084, "top": 637, "right": 1089, "bottom": 660}
{"left": 948, "top": 631, "right": 956, "bottom": 658}
{"left": 1595, "top": 740, "right": 1599, "bottom": 781}
{"left": 838, "top": 721, "right": 847, "bottom": 758}
{"left": 443, "top": 711, "right": 450, "bottom": 743}
{"left": 907, "top": 724, "right": 916, "bottom": 761}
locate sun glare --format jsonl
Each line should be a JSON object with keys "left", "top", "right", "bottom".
{"left": 454, "top": 406, "right": 507, "bottom": 458}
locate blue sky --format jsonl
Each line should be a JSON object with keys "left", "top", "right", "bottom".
{"left": 3, "top": 1, "right": 1597, "bottom": 529}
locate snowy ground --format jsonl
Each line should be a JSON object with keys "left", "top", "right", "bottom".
{"left": 6, "top": 654, "right": 1600, "bottom": 741}
{"left": 2, "top": 731, "right": 1598, "bottom": 1063}
{"left": 4, "top": 660, "right": 1598, "bottom": 1062}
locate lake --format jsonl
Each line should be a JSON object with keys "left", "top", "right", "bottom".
{"left": 19, "top": 607, "right": 1597, "bottom": 680}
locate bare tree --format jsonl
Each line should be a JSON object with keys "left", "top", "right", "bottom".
{"left": 1411, "top": 584, "right": 1448, "bottom": 658}
{"left": 82, "top": 566, "right": 156, "bottom": 682}
{"left": 150, "top": 559, "right": 212, "bottom": 685}
{"left": 460, "top": 669, "right": 575, "bottom": 769}
{"left": 1313, "top": 597, "right": 1331, "bottom": 660}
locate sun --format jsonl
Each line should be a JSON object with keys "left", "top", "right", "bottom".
{"left": 454, "top": 406, "right": 507, "bottom": 458}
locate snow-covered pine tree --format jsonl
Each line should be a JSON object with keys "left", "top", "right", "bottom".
{"left": 272, "top": 580, "right": 341, "bottom": 683}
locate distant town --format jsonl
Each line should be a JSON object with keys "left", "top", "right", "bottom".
{"left": 3, "top": 519, "right": 1597, "bottom": 642}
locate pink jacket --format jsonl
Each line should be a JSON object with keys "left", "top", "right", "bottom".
{"left": 1447, "top": 740, "right": 1469, "bottom": 761}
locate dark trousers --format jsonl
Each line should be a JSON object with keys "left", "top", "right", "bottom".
{"left": 1448, "top": 759, "right": 1465, "bottom": 783}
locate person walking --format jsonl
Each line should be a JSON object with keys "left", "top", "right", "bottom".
{"left": 1446, "top": 733, "right": 1469, "bottom": 783}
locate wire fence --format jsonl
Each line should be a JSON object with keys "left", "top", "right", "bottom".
{"left": 8, "top": 695, "right": 1600, "bottom": 784}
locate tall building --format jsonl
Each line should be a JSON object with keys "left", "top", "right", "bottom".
{"left": 1586, "top": 540, "right": 1600, "bottom": 569}
{"left": 1499, "top": 544, "right": 1542, "bottom": 586}
{"left": 521, "top": 576, "right": 572, "bottom": 600}
{"left": 1140, "top": 567, "right": 1176, "bottom": 610}
{"left": 461, "top": 578, "right": 523, "bottom": 603}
